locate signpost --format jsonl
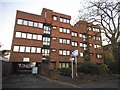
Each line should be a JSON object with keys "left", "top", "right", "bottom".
{"left": 70, "top": 50, "right": 78, "bottom": 78}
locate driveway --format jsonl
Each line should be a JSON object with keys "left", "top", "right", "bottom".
{"left": 2, "top": 73, "right": 78, "bottom": 88}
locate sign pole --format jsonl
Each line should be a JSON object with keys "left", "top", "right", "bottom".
{"left": 75, "top": 56, "right": 78, "bottom": 77}
{"left": 71, "top": 60, "right": 74, "bottom": 78}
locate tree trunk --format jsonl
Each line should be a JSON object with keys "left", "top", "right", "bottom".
{"left": 111, "top": 39, "right": 119, "bottom": 63}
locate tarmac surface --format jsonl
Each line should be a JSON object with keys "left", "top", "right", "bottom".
{"left": 2, "top": 71, "right": 119, "bottom": 89}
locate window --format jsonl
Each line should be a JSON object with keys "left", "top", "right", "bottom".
{"left": 60, "top": 17, "right": 70, "bottom": 24}
{"left": 31, "top": 47, "right": 36, "bottom": 53}
{"left": 28, "top": 21, "right": 33, "bottom": 26}
{"left": 15, "top": 32, "right": 21, "bottom": 38}
{"left": 38, "top": 23, "right": 43, "bottom": 28}
{"left": 53, "top": 26, "right": 57, "bottom": 29}
{"left": 89, "top": 43, "right": 93, "bottom": 46}
{"left": 71, "top": 32, "right": 77, "bottom": 37}
{"left": 36, "top": 48, "right": 41, "bottom": 53}
{"left": 42, "top": 49, "right": 50, "bottom": 56}
{"left": 23, "top": 20, "right": 28, "bottom": 25}
{"left": 25, "top": 47, "right": 30, "bottom": 53}
{"left": 59, "top": 27, "right": 70, "bottom": 34}
{"left": 59, "top": 50, "right": 62, "bottom": 55}
{"left": 94, "top": 44, "right": 101, "bottom": 49}
{"left": 17, "top": 19, "right": 23, "bottom": 25}
{"left": 43, "top": 37, "right": 50, "bottom": 45}
{"left": 79, "top": 33, "right": 82, "bottom": 37}
{"left": 80, "top": 43, "right": 83, "bottom": 47}
{"left": 44, "top": 26, "right": 51, "bottom": 34}
{"left": 88, "top": 27, "right": 92, "bottom": 31}
{"left": 33, "top": 34, "right": 37, "bottom": 40}
{"left": 59, "top": 50, "right": 70, "bottom": 56}
{"left": 72, "top": 41, "right": 78, "bottom": 46}
{"left": 21, "top": 33, "right": 26, "bottom": 38}
{"left": 52, "top": 37, "right": 57, "bottom": 40}
{"left": 93, "top": 28, "right": 100, "bottom": 32}
{"left": 94, "top": 36, "right": 101, "bottom": 40}
{"left": 96, "top": 54, "right": 102, "bottom": 59}
{"left": 59, "top": 63, "right": 70, "bottom": 68}
{"left": 33, "top": 22, "right": 38, "bottom": 27}
{"left": 59, "top": 38, "right": 70, "bottom": 44}
{"left": 19, "top": 46, "right": 25, "bottom": 52}
{"left": 13, "top": 46, "right": 19, "bottom": 52}
{"left": 27, "top": 33, "right": 32, "bottom": 39}
{"left": 37, "top": 35, "right": 42, "bottom": 40}
{"left": 53, "top": 16, "right": 57, "bottom": 21}
{"left": 80, "top": 53, "right": 83, "bottom": 57}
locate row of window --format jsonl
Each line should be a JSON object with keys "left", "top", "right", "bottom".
{"left": 88, "top": 27, "right": 100, "bottom": 32}
{"left": 17, "top": 19, "right": 43, "bottom": 28}
{"left": 71, "top": 32, "right": 77, "bottom": 37}
{"left": 94, "top": 36, "right": 101, "bottom": 40}
{"left": 72, "top": 41, "right": 78, "bottom": 46}
{"left": 15, "top": 32, "right": 42, "bottom": 40}
{"left": 59, "top": 63, "right": 70, "bottom": 68}
{"left": 59, "top": 50, "right": 70, "bottom": 56}
{"left": 59, "top": 27, "right": 70, "bottom": 34}
{"left": 43, "top": 37, "right": 50, "bottom": 45}
{"left": 13, "top": 46, "right": 41, "bottom": 53}
{"left": 94, "top": 44, "right": 102, "bottom": 49}
{"left": 60, "top": 17, "right": 70, "bottom": 24}
{"left": 59, "top": 38, "right": 70, "bottom": 44}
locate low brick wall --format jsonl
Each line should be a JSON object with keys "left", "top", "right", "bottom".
{"left": 39, "top": 63, "right": 59, "bottom": 80}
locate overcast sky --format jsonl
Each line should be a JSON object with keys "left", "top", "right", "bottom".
{"left": 0, "top": 0, "right": 81, "bottom": 50}
{"left": 0, "top": 0, "right": 108, "bottom": 50}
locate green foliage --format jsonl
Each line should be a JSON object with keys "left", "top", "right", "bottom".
{"left": 107, "top": 62, "right": 119, "bottom": 74}
{"left": 99, "top": 64, "right": 110, "bottom": 74}
{"left": 77, "top": 62, "right": 110, "bottom": 75}
{"left": 104, "top": 56, "right": 114, "bottom": 65}
{"left": 58, "top": 68, "right": 71, "bottom": 76}
{"left": 77, "top": 62, "right": 100, "bottom": 75}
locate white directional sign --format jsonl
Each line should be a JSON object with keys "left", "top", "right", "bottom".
{"left": 72, "top": 50, "right": 78, "bottom": 57}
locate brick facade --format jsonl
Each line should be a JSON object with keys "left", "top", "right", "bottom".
{"left": 10, "top": 8, "right": 104, "bottom": 69}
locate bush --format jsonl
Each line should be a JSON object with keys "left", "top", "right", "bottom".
{"left": 107, "top": 62, "right": 119, "bottom": 74}
{"left": 58, "top": 68, "right": 71, "bottom": 76}
{"left": 99, "top": 64, "right": 110, "bottom": 74}
{"left": 77, "top": 62, "right": 100, "bottom": 75}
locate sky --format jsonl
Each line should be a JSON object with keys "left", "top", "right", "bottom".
{"left": 0, "top": 0, "right": 108, "bottom": 50}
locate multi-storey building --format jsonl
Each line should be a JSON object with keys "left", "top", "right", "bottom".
{"left": 10, "top": 8, "right": 104, "bottom": 70}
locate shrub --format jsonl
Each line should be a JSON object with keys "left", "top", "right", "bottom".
{"left": 99, "top": 64, "right": 110, "bottom": 74}
{"left": 77, "top": 62, "right": 100, "bottom": 75}
{"left": 58, "top": 68, "right": 71, "bottom": 76}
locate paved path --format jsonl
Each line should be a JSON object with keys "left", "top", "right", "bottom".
{"left": 2, "top": 74, "right": 78, "bottom": 88}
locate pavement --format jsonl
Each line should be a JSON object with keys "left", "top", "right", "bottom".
{"left": 2, "top": 72, "right": 119, "bottom": 89}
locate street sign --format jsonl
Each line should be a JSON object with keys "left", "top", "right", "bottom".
{"left": 72, "top": 50, "right": 78, "bottom": 57}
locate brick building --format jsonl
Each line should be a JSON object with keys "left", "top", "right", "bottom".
{"left": 10, "top": 8, "right": 104, "bottom": 70}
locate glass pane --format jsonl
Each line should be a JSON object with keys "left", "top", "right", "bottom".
{"left": 16, "top": 32, "right": 21, "bottom": 38}
{"left": 22, "top": 33, "right": 26, "bottom": 38}
{"left": 27, "top": 33, "right": 32, "bottom": 39}
{"left": 33, "top": 34, "right": 37, "bottom": 40}
{"left": 31, "top": 47, "right": 36, "bottom": 53}
{"left": 20, "top": 46, "right": 25, "bottom": 52}
{"left": 37, "top": 35, "right": 42, "bottom": 40}
{"left": 23, "top": 20, "right": 28, "bottom": 25}
{"left": 38, "top": 23, "right": 43, "bottom": 28}
{"left": 28, "top": 21, "right": 33, "bottom": 26}
{"left": 34, "top": 22, "right": 38, "bottom": 27}
{"left": 17, "top": 19, "right": 23, "bottom": 24}
{"left": 37, "top": 48, "right": 41, "bottom": 53}
{"left": 13, "top": 46, "right": 19, "bottom": 52}
{"left": 25, "top": 47, "right": 30, "bottom": 52}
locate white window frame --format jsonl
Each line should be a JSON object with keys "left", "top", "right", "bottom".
{"left": 38, "top": 23, "right": 43, "bottom": 28}
{"left": 37, "top": 35, "right": 42, "bottom": 40}
{"left": 13, "top": 46, "right": 19, "bottom": 52}
{"left": 17, "top": 19, "right": 23, "bottom": 25}
{"left": 33, "top": 22, "right": 38, "bottom": 27}
{"left": 27, "top": 33, "right": 32, "bottom": 39}
{"left": 31, "top": 47, "right": 36, "bottom": 53}
{"left": 19, "top": 46, "right": 25, "bottom": 52}
{"left": 33, "top": 34, "right": 37, "bottom": 40}
{"left": 36, "top": 48, "right": 41, "bottom": 53}
{"left": 28, "top": 21, "right": 33, "bottom": 26}
{"left": 23, "top": 20, "right": 28, "bottom": 25}
{"left": 15, "top": 32, "right": 21, "bottom": 38}
{"left": 53, "top": 16, "right": 57, "bottom": 21}
{"left": 80, "top": 53, "right": 83, "bottom": 57}
{"left": 22, "top": 33, "right": 26, "bottom": 38}
{"left": 25, "top": 47, "right": 31, "bottom": 53}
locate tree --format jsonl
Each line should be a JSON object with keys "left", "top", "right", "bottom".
{"left": 78, "top": 0, "right": 120, "bottom": 62}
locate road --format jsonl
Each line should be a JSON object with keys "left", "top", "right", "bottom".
{"left": 2, "top": 73, "right": 78, "bottom": 88}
